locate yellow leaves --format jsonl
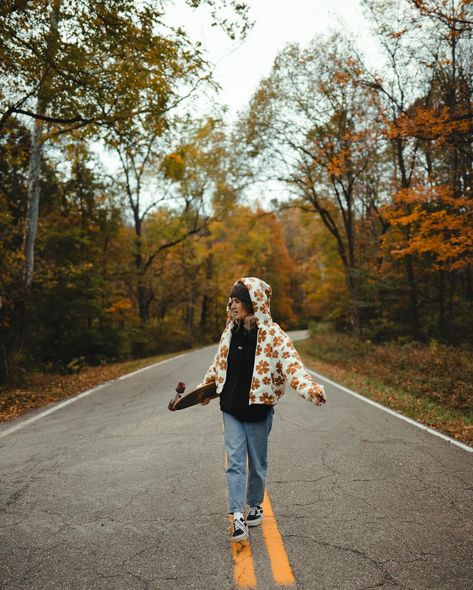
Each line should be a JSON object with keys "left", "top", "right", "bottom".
{"left": 161, "top": 152, "right": 185, "bottom": 181}
{"left": 194, "top": 119, "right": 216, "bottom": 140}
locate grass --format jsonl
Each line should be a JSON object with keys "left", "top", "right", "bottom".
{"left": 0, "top": 352, "right": 179, "bottom": 423}
{"left": 296, "top": 329, "right": 473, "bottom": 447}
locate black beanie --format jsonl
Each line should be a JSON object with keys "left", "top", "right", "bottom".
{"left": 230, "top": 282, "right": 253, "bottom": 308}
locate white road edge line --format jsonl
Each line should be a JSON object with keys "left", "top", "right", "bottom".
{"left": 0, "top": 353, "right": 187, "bottom": 440}
{"left": 308, "top": 369, "right": 473, "bottom": 453}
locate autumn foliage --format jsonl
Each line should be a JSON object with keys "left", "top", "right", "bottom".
{"left": 1, "top": 0, "right": 472, "bottom": 387}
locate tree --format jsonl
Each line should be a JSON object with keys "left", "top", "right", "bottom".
{"left": 0, "top": 0, "right": 251, "bottom": 132}
{"left": 0, "top": 0, "right": 250, "bottom": 291}
{"left": 280, "top": 207, "right": 349, "bottom": 327}
{"left": 109, "top": 116, "right": 238, "bottom": 323}
{"left": 243, "top": 33, "right": 385, "bottom": 336}
{"left": 0, "top": 118, "right": 30, "bottom": 382}
{"left": 363, "top": 0, "right": 473, "bottom": 339}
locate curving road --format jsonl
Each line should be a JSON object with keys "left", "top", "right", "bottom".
{"left": 1, "top": 333, "right": 472, "bottom": 589}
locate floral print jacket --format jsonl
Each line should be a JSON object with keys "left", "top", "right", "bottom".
{"left": 201, "top": 277, "right": 326, "bottom": 406}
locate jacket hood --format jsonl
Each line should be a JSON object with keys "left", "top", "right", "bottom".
{"left": 229, "top": 277, "right": 273, "bottom": 324}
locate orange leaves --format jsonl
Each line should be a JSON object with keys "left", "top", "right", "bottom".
{"left": 386, "top": 185, "right": 473, "bottom": 271}
{"left": 333, "top": 70, "right": 350, "bottom": 85}
{"left": 106, "top": 298, "right": 133, "bottom": 314}
{"left": 327, "top": 151, "right": 346, "bottom": 177}
{"left": 389, "top": 105, "right": 472, "bottom": 144}
{"left": 388, "top": 28, "right": 409, "bottom": 39}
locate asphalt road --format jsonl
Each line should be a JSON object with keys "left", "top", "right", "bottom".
{"left": 1, "top": 332, "right": 472, "bottom": 590}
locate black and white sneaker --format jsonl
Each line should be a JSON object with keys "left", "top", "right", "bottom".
{"left": 246, "top": 505, "right": 263, "bottom": 527}
{"left": 231, "top": 517, "right": 249, "bottom": 542}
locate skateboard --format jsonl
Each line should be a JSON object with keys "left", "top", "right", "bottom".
{"left": 168, "top": 381, "right": 218, "bottom": 411}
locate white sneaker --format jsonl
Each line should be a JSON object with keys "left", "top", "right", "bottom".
{"left": 246, "top": 505, "right": 263, "bottom": 527}
{"left": 231, "top": 517, "right": 249, "bottom": 542}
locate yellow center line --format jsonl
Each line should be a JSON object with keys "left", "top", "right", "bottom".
{"left": 222, "top": 431, "right": 257, "bottom": 589}
{"left": 261, "top": 490, "right": 296, "bottom": 586}
{"left": 229, "top": 516, "right": 257, "bottom": 588}
{"left": 221, "top": 419, "right": 295, "bottom": 587}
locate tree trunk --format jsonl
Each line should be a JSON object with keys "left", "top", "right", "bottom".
{"left": 185, "top": 296, "right": 195, "bottom": 336}
{"left": 200, "top": 294, "right": 210, "bottom": 333}
{"left": 344, "top": 265, "right": 361, "bottom": 338}
{"left": 446, "top": 270, "right": 455, "bottom": 341}
{"left": 405, "top": 254, "right": 421, "bottom": 340}
{"left": 395, "top": 135, "right": 421, "bottom": 341}
{"left": 22, "top": 0, "right": 61, "bottom": 293}
{"left": 438, "top": 269, "right": 445, "bottom": 337}
{"left": 133, "top": 214, "right": 149, "bottom": 323}
{"left": 137, "top": 281, "right": 149, "bottom": 323}
{"left": 0, "top": 298, "right": 8, "bottom": 385}
{"left": 0, "top": 334, "right": 8, "bottom": 385}
{"left": 23, "top": 113, "right": 44, "bottom": 292}
{"left": 200, "top": 253, "right": 213, "bottom": 332}
{"left": 307, "top": 194, "right": 362, "bottom": 338}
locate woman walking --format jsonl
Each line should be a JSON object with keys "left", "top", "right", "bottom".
{"left": 198, "top": 277, "right": 326, "bottom": 542}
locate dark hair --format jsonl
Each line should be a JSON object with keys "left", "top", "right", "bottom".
{"left": 230, "top": 281, "right": 253, "bottom": 310}
{"left": 233, "top": 301, "right": 257, "bottom": 332}
{"left": 240, "top": 299, "right": 253, "bottom": 316}
{"left": 228, "top": 281, "right": 257, "bottom": 331}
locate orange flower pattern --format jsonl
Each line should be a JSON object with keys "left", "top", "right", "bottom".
{"left": 260, "top": 392, "right": 273, "bottom": 404}
{"left": 251, "top": 377, "right": 261, "bottom": 390}
{"left": 256, "top": 360, "right": 270, "bottom": 374}
{"left": 200, "top": 277, "right": 326, "bottom": 407}
{"left": 285, "top": 361, "right": 302, "bottom": 375}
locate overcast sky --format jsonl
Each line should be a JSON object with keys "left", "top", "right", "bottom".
{"left": 166, "top": 0, "right": 379, "bottom": 116}
{"left": 99, "top": 1, "right": 382, "bottom": 185}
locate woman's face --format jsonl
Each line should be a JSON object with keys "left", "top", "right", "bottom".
{"left": 230, "top": 297, "right": 249, "bottom": 321}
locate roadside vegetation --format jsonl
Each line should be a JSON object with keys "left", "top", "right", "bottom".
{"left": 0, "top": 352, "right": 179, "bottom": 423}
{"left": 297, "top": 325, "right": 473, "bottom": 446}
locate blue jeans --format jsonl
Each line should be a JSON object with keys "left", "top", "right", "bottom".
{"left": 222, "top": 409, "right": 274, "bottom": 514}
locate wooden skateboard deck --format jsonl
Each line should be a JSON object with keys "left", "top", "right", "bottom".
{"left": 168, "top": 381, "right": 218, "bottom": 411}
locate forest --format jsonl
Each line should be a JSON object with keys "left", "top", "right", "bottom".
{"left": 0, "top": 0, "right": 472, "bottom": 387}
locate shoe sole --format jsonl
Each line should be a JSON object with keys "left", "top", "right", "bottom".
{"left": 231, "top": 533, "right": 249, "bottom": 542}
{"left": 247, "top": 516, "right": 263, "bottom": 527}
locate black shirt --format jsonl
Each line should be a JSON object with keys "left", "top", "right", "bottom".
{"left": 219, "top": 324, "right": 272, "bottom": 422}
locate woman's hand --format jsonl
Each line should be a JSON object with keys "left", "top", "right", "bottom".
{"left": 201, "top": 397, "right": 211, "bottom": 406}
{"left": 313, "top": 387, "right": 326, "bottom": 406}
{"left": 314, "top": 394, "right": 326, "bottom": 406}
